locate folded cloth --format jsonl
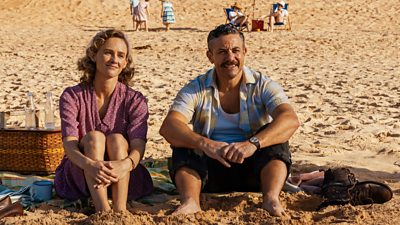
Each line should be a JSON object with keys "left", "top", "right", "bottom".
{"left": 0, "top": 185, "right": 31, "bottom": 207}
{"left": 143, "top": 158, "right": 176, "bottom": 194}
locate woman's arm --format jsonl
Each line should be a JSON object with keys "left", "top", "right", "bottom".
{"left": 146, "top": 4, "right": 150, "bottom": 17}
{"left": 63, "top": 136, "right": 91, "bottom": 170}
{"left": 126, "top": 139, "right": 146, "bottom": 170}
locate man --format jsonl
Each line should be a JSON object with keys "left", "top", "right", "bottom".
{"left": 270, "top": 0, "right": 289, "bottom": 32}
{"left": 159, "top": 24, "right": 299, "bottom": 216}
{"left": 129, "top": 0, "right": 139, "bottom": 30}
{"left": 261, "top": 0, "right": 289, "bottom": 32}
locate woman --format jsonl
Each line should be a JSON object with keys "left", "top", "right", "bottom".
{"left": 135, "top": 0, "right": 150, "bottom": 32}
{"left": 54, "top": 29, "right": 153, "bottom": 213}
{"left": 228, "top": 3, "right": 247, "bottom": 28}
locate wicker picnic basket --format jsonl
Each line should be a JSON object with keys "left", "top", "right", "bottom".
{"left": 0, "top": 129, "right": 64, "bottom": 174}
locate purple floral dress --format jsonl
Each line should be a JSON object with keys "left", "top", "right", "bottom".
{"left": 54, "top": 82, "right": 153, "bottom": 201}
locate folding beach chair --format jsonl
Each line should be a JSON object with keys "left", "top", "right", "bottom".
{"left": 267, "top": 1, "right": 291, "bottom": 31}
{"left": 223, "top": 7, "right": 250, "bottom": 32}
{"left": 224, "top": 8, "right": 234, "bottom": 24}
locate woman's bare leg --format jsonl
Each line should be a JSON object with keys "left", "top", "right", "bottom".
{"left": 106, "top": 133, "right": 129, "bottom": 211}
{"left": 80, "top": 131, "right": 111, "bottom": 212}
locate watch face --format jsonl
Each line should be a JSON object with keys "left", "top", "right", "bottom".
{"left": 249, "top": 136, "right": 260, "bottom": 150}
{"left": 250, "top": 137, "right": 258, "bottom": 143}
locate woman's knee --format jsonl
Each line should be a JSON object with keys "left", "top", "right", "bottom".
{"left": 106, "top": 133, "right": 129, "bottom": 159}
{"left": 80, "top": 131, "right": 106, "bottom": 155}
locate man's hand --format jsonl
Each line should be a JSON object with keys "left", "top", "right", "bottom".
{"left": 220, "top": 141, "right": 257, "bottom": 164}
{"left": 197, "top": 138, "right": 231, "bottom": 168}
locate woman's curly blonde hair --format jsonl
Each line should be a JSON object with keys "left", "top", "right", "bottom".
{"left": 78, "top": 29, "right": 134, "bottom": 86}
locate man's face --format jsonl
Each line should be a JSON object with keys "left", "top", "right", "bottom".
{"left": 207, "top": 34, "right": 247, "bottom": 80}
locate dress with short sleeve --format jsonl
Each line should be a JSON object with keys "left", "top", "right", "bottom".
{"left": 54, "top": 82, "right": 153, "bottom": 201}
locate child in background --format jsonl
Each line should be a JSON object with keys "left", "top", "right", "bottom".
{"left": 135, "top": 0, "right": 150, "bottom": 32}
{"left": 160, "top": 0, "right": 175, "bottom": 31}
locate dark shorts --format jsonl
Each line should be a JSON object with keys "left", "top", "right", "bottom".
{"left": 169, "top": 141, "right": 291, "bottom": 193}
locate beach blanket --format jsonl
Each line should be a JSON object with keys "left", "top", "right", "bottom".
{"left": 1, "top": 160, "right": 322, "bottom": 209}
{"left": 0, "top": 158, "right": 176, "bottom": 208}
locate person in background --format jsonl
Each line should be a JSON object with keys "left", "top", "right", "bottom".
{"left": 135, "top": 0, "right": 150, "bottom": 32}
{"left": 260, "top": 0, "right": 288, "bottom": 32}
{"left": 228, "top": 2, "right": 248, "bottom": 29}
{"left": 160, "top": 24, "right": 300, "bottom": 216}
{"left": 54, "top": 29, "right": 153, "bottom": 213}
{"left": 160, "top": 0, "right": 175, "bottom": 31}
{"left": 130, "top": 0, "right": 139, "bottom": 30}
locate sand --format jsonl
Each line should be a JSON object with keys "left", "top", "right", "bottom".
{"left": 0, "top": 0, "right": 399, "bottom": 224}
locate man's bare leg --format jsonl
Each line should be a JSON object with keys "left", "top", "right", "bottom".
{"left": 172, "top": 167, "right": 202, "bottom": 215}
{"left": 260, "top": 159, "right": 287, "bottom": 216}
{"left": 269, "top": 15, "right": 275, "bottom": 32}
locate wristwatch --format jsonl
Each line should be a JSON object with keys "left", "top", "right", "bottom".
{"left": 249, "top": 136, "right": 261, "bottom": 151}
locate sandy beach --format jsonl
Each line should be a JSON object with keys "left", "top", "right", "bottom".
{"left": 0, "top": 0, "right": 399, "bottom": 224}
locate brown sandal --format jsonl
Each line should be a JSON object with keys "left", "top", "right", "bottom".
{"left": 0, "top": 196, "right": 12, "bottom": 211}
{"left": 0, "top": 201, "right": 24, "bottom": 219}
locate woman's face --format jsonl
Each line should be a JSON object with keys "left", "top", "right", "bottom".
{"left": 93, "top": 37, "right": 128, "bottom": 80}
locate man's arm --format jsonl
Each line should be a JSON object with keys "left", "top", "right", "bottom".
{"left": 160, "top": 111, "right": 231, "bottom": 167}
{"left": 255, "top": 103, "right": 300, "bottom": 148}
{"left": 159, "top": 111, "right": 202, "bottom": 149}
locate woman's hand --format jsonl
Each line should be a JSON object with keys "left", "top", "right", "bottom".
{"left": 91, "top": 158, "right": 133, "bottom": 189}
{"left": 106, "top": 159, "right": 132, "bottom": 180}
{"left": 84, "top": 160, "right": 119, "bottom": 189}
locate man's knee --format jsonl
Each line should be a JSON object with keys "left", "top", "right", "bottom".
{"left": 260, "top": 159, "right": 287, "bottom": 177}
{"left": 175, "top": 167, "right": 201, "bottom": 179}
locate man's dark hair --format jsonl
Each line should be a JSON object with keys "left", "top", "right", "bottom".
{"left": 207, "top": 24, "right": 245, "bottom": 50}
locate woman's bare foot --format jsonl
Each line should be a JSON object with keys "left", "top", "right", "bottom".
{"left": 172, "top": 198, "right": 201, "bottom": 215}
{"left": 262, "top": 198, "right": 285, "bottom": 217}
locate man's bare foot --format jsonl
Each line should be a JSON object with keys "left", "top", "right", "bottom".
{"left": 172, "top": 198, "right": 201, "bottom": 215}
{"left": 262, "top": 198, "right": 285, "bottom": 217}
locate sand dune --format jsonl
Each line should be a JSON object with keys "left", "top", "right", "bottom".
{"left": 0, "top": 0, "right": 399, "bottom": 224}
